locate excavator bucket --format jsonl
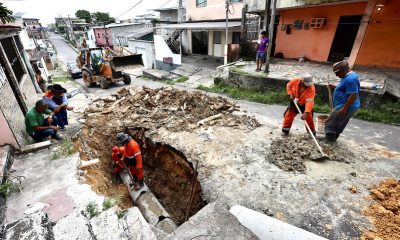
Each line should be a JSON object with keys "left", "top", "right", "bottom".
{"left": 110, "top": 54, "right": 144, "bottom": 72}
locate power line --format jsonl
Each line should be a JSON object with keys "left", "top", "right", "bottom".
{"left": 116, "top": 0, "right": 144, "bottom": 18}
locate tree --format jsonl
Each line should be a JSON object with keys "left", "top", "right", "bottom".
{"left": 93, "top": 12, "right": 115, "bottom": 24}
{"left": 75, "top": 10, "right": 91, "bottom": 23}
{"left": 0, "top": 3, "right": 15, "bottom": 24}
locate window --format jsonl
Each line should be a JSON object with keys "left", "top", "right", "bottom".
{"left": 230, "top": 0, "right": 242, "bottom": 2}
{"left": 232, "top": 32, "right": 241, "bottom": 43}
{"left": 0, "top": 37, "right": 24, "bottom": 82}
{"left": 196, "top": 0, "right": 206, "bottom": 7}
{"left": 213, "top": 31, "right": 221, "bottom": 44}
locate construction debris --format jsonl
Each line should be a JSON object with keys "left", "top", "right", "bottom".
{"left": 82, "top": 86, "right": 260, "bottom": 132}
{"left": 362, "top": 178, "right": 400, "bottom": 240}
{"left": 270, "top": 134, "right": 359, "bottom": 172}
{"left": 76, "top": 87, "right": 258, "bottom": 224}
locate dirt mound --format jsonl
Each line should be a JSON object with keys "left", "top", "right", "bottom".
{"left": 270, "top": 134, "right": 357, "bottom": 172}
{"left": 362, "top": 178, "right": 400, "bottom": 240}
{"left": 85, "top": 86, "right": 260, "bottom": 132}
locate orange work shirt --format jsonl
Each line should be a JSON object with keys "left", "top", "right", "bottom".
{"left": 124, "top": 139, "right": 143, "bottom": 169}
{"left": 286, "top": 78, "right": 316, "bottom": 113}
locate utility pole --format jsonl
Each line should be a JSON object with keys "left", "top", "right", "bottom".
{"left": 264, "top": 0, "right": 277, "bottom": 73}
{"left": 224, "top": 0, "right": 230, "bottom": 65}
{"left": 178, "top": 0, "right": 183, "bottom": 55}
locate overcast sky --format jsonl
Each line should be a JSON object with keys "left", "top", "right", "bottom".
{"left": 3, "top": 0, "right": 172, "bottom": 25}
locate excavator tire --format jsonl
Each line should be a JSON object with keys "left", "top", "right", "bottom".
{"left": 99, "top": 77, "right": 109, "bottom": 89}
{"left": 82, "top": 70, "right": 96, "bottom": 88}
{"left": 122, "top": 73, "right": 131, "bottom": 85}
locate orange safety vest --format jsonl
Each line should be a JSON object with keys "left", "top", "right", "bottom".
{"left": 124, "top": 139, "right": 143, "bottom": 169}
{"left": 286, "top": 78, "right": 316, "bottom": 113}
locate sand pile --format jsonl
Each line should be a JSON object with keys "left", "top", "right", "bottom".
{"left": 362, "top": 178, "right": 400, "bottom": 240}
{"left": 270, "top": 134, "right": 357, "bottom": 172}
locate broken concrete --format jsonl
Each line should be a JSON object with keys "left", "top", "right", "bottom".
{"left": 1, "top": 211, "right": 54, "bottom": 240}
{"left": 167, "top": 201, "right": 258, "bottom": 240}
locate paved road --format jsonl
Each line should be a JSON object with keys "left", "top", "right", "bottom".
{"left": 49, "top": 36, "right": 400, "bottom": 152}
{"left": 48, "top": 34, "right": 78, "bottom": 65}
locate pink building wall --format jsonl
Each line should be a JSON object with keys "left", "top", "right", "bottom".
{"left": 186, "top": 0, "right": 243, "bottom": 21}
{"left": 93, "top": 28, "right": 113, "bottom": 46}
{"left": 0, "top": 112, "right": 18, "bottom": 148}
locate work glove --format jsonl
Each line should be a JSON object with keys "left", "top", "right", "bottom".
{"left": 301, "top": 112, "right": 311, "bottom": 120}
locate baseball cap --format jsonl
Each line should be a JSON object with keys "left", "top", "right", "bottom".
{"left": 302, "top": 73, "right": 314, "bottom": 86}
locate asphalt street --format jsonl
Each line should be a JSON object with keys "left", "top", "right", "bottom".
{"left": 49, "top": 35, "right": 400, "bottom": 153}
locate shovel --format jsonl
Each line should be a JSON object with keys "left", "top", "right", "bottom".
{"left": 327, "top": 75, "right": 333, "bottom": 111}
{"left": 293, "top": 99, "right": 329, "bottom": 161}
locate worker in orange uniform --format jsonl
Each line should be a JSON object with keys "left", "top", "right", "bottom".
{"left": 282, "top": 74, "right": 316, "bottom": 136}
{"left": 116, "top": 133, "right": 144, "bottom": 190}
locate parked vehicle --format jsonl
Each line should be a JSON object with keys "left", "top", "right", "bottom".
{"left": 67, "top": 61, "right": 82, "bottom": 79}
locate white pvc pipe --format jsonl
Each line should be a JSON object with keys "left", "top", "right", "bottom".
{"left": 230, "top": 205, "right": 327, "bottom": 240}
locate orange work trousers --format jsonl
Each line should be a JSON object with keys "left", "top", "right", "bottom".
{"left": 282, "top": 108, "right": 315, "bottom": 133}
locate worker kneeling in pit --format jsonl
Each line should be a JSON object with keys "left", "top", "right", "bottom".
{"left": 112, "top": 133, "right": 144, "bottom": 191}
{"left": 282, "top": 73, "right": 316, "bottom": 136}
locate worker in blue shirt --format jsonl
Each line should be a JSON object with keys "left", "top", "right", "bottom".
{"left": 324, "top": 60, "right": 360, "bottom": 142}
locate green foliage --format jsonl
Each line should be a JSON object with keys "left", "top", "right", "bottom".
{"left": 61, "top": 138, "right": 76, "bottom": 156}
{"left": 52, "top": 75, "right": 71, "bottom": 83}
{"left": 0, "top": 3, "right": 14, "bottom": 24}
{"left": 197, "top": 84, "right": 400, "bottom": 125}
{"left": 102, "top": 196, "right": 122, "bottom": 210}
{"left": 86, "top": 201, "right": 100, "bottom": 218}
{"left": 116, "top": 210, "right": 127, "bottom": 219}
{"left": 51, "top": 137, "right": 76, "bottom": 160}
{"left": 0, "top": 182, "right": 15, "bottom": 198}
{"left": 93, "top": 12, "right": 115, "bottom": 24}
{"left": 197, "top": 84, "right": 288, "bottom": 105}
{"left": 75, "top": 10, "right": 91, "bottom": 23}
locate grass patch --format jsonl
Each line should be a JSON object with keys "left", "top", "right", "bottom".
{"left": 197, "top": 84, "right": 400, "bottom": 125}
{"left": 162, "top": 76, "right": 189, "bottom": 85}
{"left": 102, "top": 196, "right": 122, "bottom": 210}
{"left": 51, "top": 137, "right": 76, "bottom": 160}
{"left": 53, "top": 75, "right": 72, "bottom": 83}
{"left": 86, "top": 201, "right": 101, "bottom": 218}
{"left": 116, "top": 209, "right": 128, "bottom": 219}
{"left": 0, "top": 182, "right": 17, "bottom": 198}
{"left": 197, "top": 84, "right": 288, "bottom": 105}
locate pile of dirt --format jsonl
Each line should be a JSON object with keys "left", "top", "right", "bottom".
{"left": 362, "top": 178, "right": 400, "bottom": 240}
{"left": 270, "top": 134, "right": 357, "bottom": 172}
{"left": 85, "top": 86, "right": 260, "bottom": 132}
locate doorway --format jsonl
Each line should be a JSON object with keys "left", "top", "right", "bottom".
{"left": 328, "top": 15, "right": 362, "bottom": 62}
{"left": 192, "top": 31, "right": 208, "bottom": 55}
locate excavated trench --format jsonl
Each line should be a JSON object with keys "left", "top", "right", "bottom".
{"left": 75, "top": 127, "right": 206, "bottom": 226}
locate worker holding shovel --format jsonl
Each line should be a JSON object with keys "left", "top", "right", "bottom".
{"left": 323, "top": 61, "right": 360, "bottom": 143}
{"left": 115, "top": 133, "right": 144, "bottom": 190}
{"left": 282, "top": 74, "right": 316, "bottom": 136}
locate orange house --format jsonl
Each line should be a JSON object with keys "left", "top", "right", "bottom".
{"left": 274, "top": 0, "right": 400, "bottom": 69}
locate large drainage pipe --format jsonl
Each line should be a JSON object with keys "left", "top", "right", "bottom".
{"left": 119, "top": 170, "right": 177, "bottom": 234}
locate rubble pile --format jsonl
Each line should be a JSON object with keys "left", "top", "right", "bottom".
{"left": 362, "top": 178, "right": 400, "bottom": 240}
{"left": 83, "top": 86, "right": 260, "bottom": 132}
{"left": 270, "top": 134, "right": 357, "bottom": 172}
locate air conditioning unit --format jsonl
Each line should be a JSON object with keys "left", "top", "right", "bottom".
{"left": 310, "top": 18, "right": 326, "bottom": 29}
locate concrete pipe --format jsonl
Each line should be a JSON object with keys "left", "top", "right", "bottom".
{"left": 119, "top": 170, "right": 177, "bottom": 234}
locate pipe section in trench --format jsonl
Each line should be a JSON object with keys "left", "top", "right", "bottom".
{"left": 119, "top": 169, "right": 177, "bottom": 234}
